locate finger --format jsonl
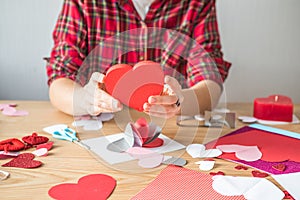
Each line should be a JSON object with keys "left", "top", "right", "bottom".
{"left": 143, "top": 103, "right": 180, "bottom": 114}
{"left": 164, "top": 76, "right": 184, "bottom": 102}
{"left": 90, "top": 72, "right": 105, "bottom": 84}
{"left": 144, "top": 110, "right": 177, "bottom": 119}
{"left": 86, "top": 104, "right": 115, "bottom": 116}
{"left": 148, "top": 95, "right": 178, "bottom": 105}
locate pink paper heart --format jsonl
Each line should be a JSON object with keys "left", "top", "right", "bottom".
{"left": 48, "top": 174, "right": 116, "bottom": 200}
{"left": 126, "top": 147, "right": 163, "bottom": 168}
{"left": 216, "top": 144, "right": 262, "bottom": 162}
{"left": 2, "top": 106, "right": 28, "bottom": 116}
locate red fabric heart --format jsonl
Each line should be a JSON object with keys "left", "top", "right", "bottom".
{"left": 235, "top": 165, "right": 248, "bottom": 170}
{"left": 48, "top": 174, "right": 116, "bottom": 200}
{"left": 104, "top": 61, "right": 164, "bottom": 111}
{"left": 22, "top": 132, "right": 49, "bottom": 145}
{"left": 0, "top": 138, "right": 25, "bottom": 152}
{"left": 36, "top": 141, "right": 54, "bottom": 151}
{"left": 209, "top": 171, "right": 225, "bottom": 176}
{"left": 272, "top": 163, "right": 286, "bottom": 172}
{"left": 251, "top": 170, "right": 269, "bottom": 178}
{"left": 2, "top": 153, "right": 42, "bottom": 168}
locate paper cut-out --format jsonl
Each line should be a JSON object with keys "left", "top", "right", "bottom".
{"left": 48, "top": 174, "right": 116, "bottom": 200}
{"left": 2, "top": 153, "right": 42, "bottom": 168}
{"left": 104, "top": 61, "right": 164, "bottom": 111}
{"left": 272, "top": 172, "right": 300, "bottom": 199}
{"left": 216, "top": 144, "right": 262, "bottom": 162}
{"left": 72, "top": 113, "right": 114, "bottom": 131}
{"left": 126, "top": 147, "right": 163, "bottom": 168}
{"left": 186, "top": 144, "right": 222, "bottom": 158}
{"left": 195, "top": 160, "right": 215, "bottom": 171}
{"left": 0, "top": 103, "right": 29, "bottom": 116}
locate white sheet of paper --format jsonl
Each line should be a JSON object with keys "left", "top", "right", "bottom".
{"left": 81, "top": 133, "right": 185, "bottom": 165}
{"left": 272, "top": 172, "right": 300, "bottom": 199}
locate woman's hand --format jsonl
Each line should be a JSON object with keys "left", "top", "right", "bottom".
{"left": 76, "top": 72, "right": 123, "bottom": 116}
{"left": 143, "top": 75, "right": 184, "bottom": 118}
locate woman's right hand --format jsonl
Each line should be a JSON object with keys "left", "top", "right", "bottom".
{"left": 77, "top": 72, "right": 123, "bottom": 116}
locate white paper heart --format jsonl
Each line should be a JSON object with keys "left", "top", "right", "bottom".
{"left": 72, "top": 120, "right": 103, "bottom": 131}
{"left": 0, "top": 170, "right": 10, "bottom": 180}
{"left": 32, "top": 148, "right": 48, "bottom": 157}
{"left": 212, "top": 175, "right": 284, "bottom": 200}
{"left": 126, "top": 147, "right": 163, "bottom": 168}
{"left": 186, "top": 144, "right": 222, "bottom": 158}
{"left": 216, "top": 144, "right": 262, "bottom": 162}
{"left": 195, "top": 160, "right": 215, "bottom": 171}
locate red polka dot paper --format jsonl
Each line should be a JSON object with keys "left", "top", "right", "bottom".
{"left": 131, "top": 165, "right": 245, "bottom": 200}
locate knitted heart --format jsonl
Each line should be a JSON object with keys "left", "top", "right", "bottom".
{"left": 0, "top": 138, "right": 25, "bottom": 152}
{"left": 251, "top": 170, "right": 269, "bottom": 178}
{"left": 22, "top": 133, "right": 49, "bottom": 145}
{"left": 104, "top": 61, "right": 164, "bottom": 111}
{"left": 2, "top": 153, "right": 42, "bottom": 168}
{"left": 48, "top": 174, "right": 116, "bottom": 200}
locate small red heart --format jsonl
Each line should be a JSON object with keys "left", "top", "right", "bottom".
{"left": 143, "top": 138, "right": 164, "bottom": 148}
{"left": 234, "top": 165, "right": 248, "bottom": 170}
{"left": 209, "top": 171, "right": 225, "bottom": 176}
{"left": 283, "top": 190, "right": 295, "bottom": 200}
{"left": 36, "top": 141, "right": 54, "bottom": 151}
{"left": 104, "top": 61, "right": 164, "bottom": 111}
{"left": 204, "top": 158, "right": 215, "bottom": 161}
{"left": 2, "top": 153, "right": 42, "bottom": 168}
{"left": 0, "top": 138, "right": 25, "bottom": 152}
{"left": 251, "top": 170, "right": 269, "bottom": 178}
{"left": 48, "top": 174, "right": 116, "bottom": 200}
{"left": 272, "top": 163, "right": 286, "bottom": 172}
{"left": 22, "top": 132, "right": 49, "bottom": 145}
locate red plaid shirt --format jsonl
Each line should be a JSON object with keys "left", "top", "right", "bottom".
{"left": 46, "top": 0, "right": 231, "bottom": 87}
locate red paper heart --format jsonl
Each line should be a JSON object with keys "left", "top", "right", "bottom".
{"left": 254, "top": 95, "right": 293, "bottom": 122}
{"left": 135, "top": 118, "right": 149, "bottom": 143}
{"left": 283, "top": 190, "right": 295, "bottom": 200}
{"left": 36, "top": 141, "right": 54, "bottom": 151}
{"left": 2, "top": 153, "right": 42, "bottom": 168}
{"left": 234, "top": 165, "right": 248, "bottom": 170}
{"left": 48, "top": 174, "right": 116, "bottom": 200}
{"left": 143, "top": 138, "right": 164, "bottom": 148}
{"left": 209, "top": 171, "right": 225, "bottom": 176}
{"left": 22, "top": 132, "right": 49, "bottom": 145}
{"left": 251, "top": 170, "right": 268, "bottom": 178}
{"left": 0, "top": 138, "right": 25, "bottom": 152}
{"left": 272, "top": 163, "right": 286, "bottom": 172}
{"left": 104, "top": 61, "right": 164, "bottom": 111}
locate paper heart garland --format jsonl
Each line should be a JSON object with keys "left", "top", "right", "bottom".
{"left": 2, "top": 153, "right": 42, "bottom": 168}
{"left": 126, "top": 147, "right": 164, "bottom": 168}
{"left": 212, "top": 175, "right": 284, "bottom": 200}
{"left": 186, "top": 144, "right": 222, "bottom": 158}
{"left": 48, "top": 174, "right": 116, "bottom": 200}
{"left": 104, "top": 61, "right": 164, "bottom": 111}
{"left": 22, "top": 133, "right": 49, "bottom": 145}
{"left": 216, "top": 144, "right": 262, "bottom": 162}
{"left": 0, "top": 138, "right": 25, "bottom": 152}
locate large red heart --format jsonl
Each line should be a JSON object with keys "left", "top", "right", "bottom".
{"left": 2, "top": 153, "right": 42, "bottom": 168}
{"left": 48, "top": 174, "right": 116, "bottom": 200}
{"left": 0, "top": 138, "right": 25, "bottom": 152}
{"left": 104, "top": 61, "right": 164, "bottom": 111}
{"left": 253, "top": 95, "right": 293, "bottom": 122}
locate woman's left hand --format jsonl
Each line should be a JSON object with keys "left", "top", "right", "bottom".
{"left": 143, "top": 75, "right": 184, "bottom": 118}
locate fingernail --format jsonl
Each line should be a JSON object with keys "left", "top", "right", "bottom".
{"left": 149, "top": 97, "right": 156, "bottom": 103}
{"left": 112, "top": 99, "right": 120, "bottom": 110}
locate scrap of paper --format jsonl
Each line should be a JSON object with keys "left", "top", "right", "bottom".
{"left": 72, "top": 113, "right": 114, "bottom": 131}
{"left": 186, "top": 144, "right": 222, "bottom": 158}
{"left": 126, "top": 147, "right": 163, "bottom": 168}
{"left": 216, "top": 144, "right": 262, "bottom": 162}
{"left": 272, "top": 172, "right": 300, "bottom": 199}
{"left": 131, "top": 165, "right": 244, "bottom": 200}
{"left": 82, "top": 133, "right": 185, "bottom": 165}
{"left": 238, "top": 115, "right": 300, "bottom": 125}
{"left": 212, "top": 175, "right": 284, "bottom": 200}
{"left": 48, "top": 174, "right": 116, "bottom": 200}
{"left": 0, "top": 103, "right": 28, "bottom": 116}
{"left": 0, "top": 170, "right": 10, "bottom": 181}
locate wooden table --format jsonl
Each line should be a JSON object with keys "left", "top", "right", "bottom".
{"left": 0, "top": 101, "right": 299, "bottom": 199}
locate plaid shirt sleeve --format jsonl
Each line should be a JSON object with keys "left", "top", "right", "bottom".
{"left": 187, "top": 0, "right": 231, "bottom": 87}
{"left": 46, "top": 0, "right": 87, "bottom": 85}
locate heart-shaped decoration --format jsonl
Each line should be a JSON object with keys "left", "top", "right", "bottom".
{"left": 234, "top": 165, "right": 248, "bottom": 170}
{"left": 272, "top": 164, "right": 286, "bottom": 172}
{"left": 0, "top": 138, "right": 25, "bottom": 152}
{"left": 216, "top": 144, "right": 262, "bottom": 162}
{"left": 22, "top": 133, "right": 49, "bottom": 145}
{"left": 195, "top": 160, "right": 215, "bottom": 171}
{"left": 209, "top": 171, "right": 225, "bottom": 176}
{"left": 186, "top": 144, "right": 222, "bottom": 158}
{"left": 126, "top": 147, "right": 163, "bottom": 168}
{"left": 32, "top": 148, "right": 48, "bottom": 157}
{"left": 36, "top": 141, "right": 54, "bottom": 151}
{"left": 48, "top": 174, "right": 116, "bottom": 200}
{"left": 2, "top": 153, "right": 42, "bottom": 168}
{"left": 104, "top": 61, "right": 164, "bottom": 111}
{"left": 212, "top": 175, "right": 284, "bottom": 199}
{"left": 254, "top": 95, "right": 293, "bottom": 122}
{"left": 251, "top": 170, "right": 269, "bottom": 178}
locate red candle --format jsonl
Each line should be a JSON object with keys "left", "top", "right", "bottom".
{"left": 253, "top": 95, "right": 293, "bottom": 122}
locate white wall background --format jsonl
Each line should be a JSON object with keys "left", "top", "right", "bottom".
{"left": 0, "top": 0, "right": 299, "bottom": 103}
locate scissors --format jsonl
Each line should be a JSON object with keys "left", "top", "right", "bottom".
{"left": 52, "top": 128, "right": 90, "bottom": 150}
